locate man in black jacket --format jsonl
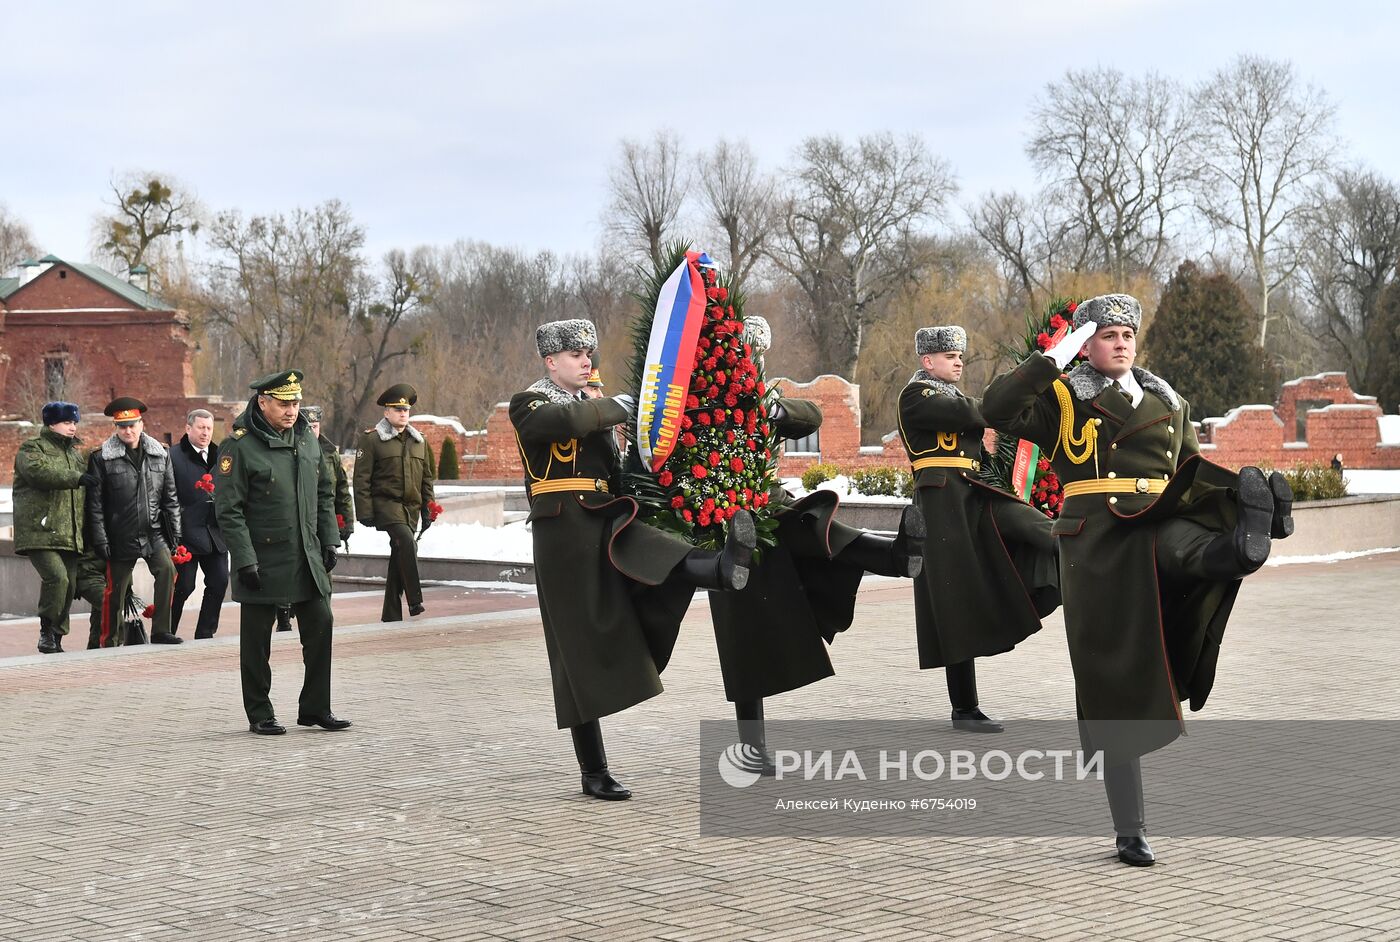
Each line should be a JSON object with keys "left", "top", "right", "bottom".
{"left": 170, "top": 408, "right": 229, "bottom": 639}
{"left": 85, "top": 397, "right": 183, "bottom": 646}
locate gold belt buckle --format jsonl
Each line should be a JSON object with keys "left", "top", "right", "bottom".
{"left": 971, "top": 460, "right": 981, "bottom": 471}
{"left": 1135, "top": 477, "right": 1149, "bottom": 494}
{"left": 594, "top": 479, "right": 604, "bottom": 492}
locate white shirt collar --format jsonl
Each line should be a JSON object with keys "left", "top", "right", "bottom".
{"left": 1114, "top": 370, "right": 1144, "bottom": 408}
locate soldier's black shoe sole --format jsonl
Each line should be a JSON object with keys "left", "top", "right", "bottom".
{"left": 1268, "top": 470, "right": 1295, "bottom": 539}
{"left": 720, "top": 510, "right": 757, "bottom": 592}
{"left": 1235, "top": 466, "right": 1274, "bottom": 570}
{"left": 896, "top": 504, "right": 927, "bottom": 578}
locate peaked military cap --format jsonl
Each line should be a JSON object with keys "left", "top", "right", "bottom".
{"left": 1073, "top": 293, "right": 1141, "bottom": 332}
{"left": 104, "top": 396, "right": 148, "bottom": 426}
{"left": 42, "top": 401, "right": 80, "bottom": 425}
{"left": 301, "top": 404, "right": 324, "bottom": 423}
{"left": 916, "top": 325, "right": 967, "bottom": 355}
{"left": 535, "top": 318, "right": 598, "bottom": 358}
{"left": 251, "top": 369, "right": 304, "bottom": 401}
{"left": 743, "top": 316, "right": 772, "bottom": 355}
{"left": 586, "top": 369, "right": 605, "bottom": 388}
{"left": 377, "top": 383, "right": 417, "bottom": 408}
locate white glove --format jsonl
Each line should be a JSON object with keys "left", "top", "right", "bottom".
{"left": 1045, "top": 321, "right": 1098, "bottom": 370}
{"left": 767, "top": 400, "right": 787, "bottom": 422}
{"left": 611, "top": 394, "right": 637, "bottom": 420}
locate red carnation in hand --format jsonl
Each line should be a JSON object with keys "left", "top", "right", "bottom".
{"left": 658, "top": 469, "right": 674, "bottom": 486}
{"left": 692, "top": 464, "right": 708, "bottom": 478}
{"left": 142, "top": 603, "right": 155, "bottom": 619}
{"left": 427, "top": 500, "right": 445, "bottom": 522}
{"left": 172, "top": 544, "right": 193, "bottom": 565}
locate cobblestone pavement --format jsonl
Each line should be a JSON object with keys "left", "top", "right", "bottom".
{"left": 2, "top": 554, "right": 1398, "bottom": 941}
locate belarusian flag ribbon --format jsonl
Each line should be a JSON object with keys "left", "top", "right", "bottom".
{"left": 1011, "top": 439, "right": 1040, "bottom": 503}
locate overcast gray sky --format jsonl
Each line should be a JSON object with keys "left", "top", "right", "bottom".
{"left": 3, "top": 0, "right": 1396, "bottom": 265}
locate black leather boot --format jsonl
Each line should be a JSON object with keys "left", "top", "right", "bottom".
{"left": 571, "top": 720, "right": 631, "bottom": 801}
{"left": 37, "top": 623, "right": 59, "bottom": 655}
{"left": 1234, "top": 466, "right": 1275, "bottom": 571}
{"left": 276, "top": 607, "right": 293, "bottom": 632}
{"left": 734, "top": 699, "right": 778, "bottom": 776}
{"left": 1268, "top": 470, "right": 1295, "bottom": 539}
{"left": 947, "top": 659, "right": 1003, "bottom": 732}
{"left": 835, "top": 505, "right": 926, "bottom": 577}
{"left": 676, "top": 509, "right": 756, "bottom": 591}
{"left": 1106, "top": 758, "right": 1154, "bottom": 866}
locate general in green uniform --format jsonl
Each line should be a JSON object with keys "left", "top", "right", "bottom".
{"left": 13, "top": 401, "right": 88, "bottom": 654}
{"left": 899, "top": 326, "right": 1060, "bottom": 733}
{"left": 512, "top": 318, "right": 756, "bottom": 801}
{"left": 981, "top": 293, "right": 1293, "bottom": 866}
{"left": 707, "top": 318, "right": 926, "bottom": 772}
{"left": 353, "top": 384, "right": 435, "bottom": 622}
{"left": 215, "top": 369, "right": 350, "bottom": 736}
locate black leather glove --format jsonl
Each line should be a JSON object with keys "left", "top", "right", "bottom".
{"left": 238, "top": 565, "right": 262, "bottom": 591}
{"left": 93, "top": 543, "right": 109, "bottom": 561}
{"left": 767, "top": 400, "right": 787, "bottom": 422}
{"left": 322, "top": 547, "right": 337, "bottom": 572}
{"left": 339, "top": 528, "right": 351, "bottom": 544}
{"left": 78, "top": 470, "right": 100, "bottom": 488}
{"left": 419, "top": 517, "right": 432, "bottom": 535}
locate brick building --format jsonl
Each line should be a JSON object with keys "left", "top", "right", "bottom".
{"left": 0, "top": 255, "right": 237, "bottom": 481}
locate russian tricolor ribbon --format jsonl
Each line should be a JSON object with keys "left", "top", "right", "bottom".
{"left": 637, "top": 251, "right": 712, "bottom": 471}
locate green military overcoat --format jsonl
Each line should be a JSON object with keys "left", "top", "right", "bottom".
{"left": 13, "top": 427, "right": 87, "bottom": 555}
{"left": 982, "top": 353, "right": 1243, "bottom": 757}
{"left": 707, "top": 397, "right": 865, "bottom": 702}
{"left": 898, "top": 373, "right": 1059, "bottom": 668}
{"left": 353, "top": 419, "right": 436, "bottom": 529}
{"left": 510, "top": 379, "right": 695, "bottom": 729}
{"left": 214, "top": 398, "right": 339, "bottom": 605}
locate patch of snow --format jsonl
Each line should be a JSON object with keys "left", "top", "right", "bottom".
{"left": 1344, "top": 470, "right": 1400, "bottom": 495}
{"left": 412, "top": 414, "right": 468, "bottom": 435}
{"left": 1267, "top": 547, "right": 1400, "bottom": 566}
{"left": 346, "top": 520, "right": 533, "bottom": 562}
{"left": 1378, "top": 415, "right": 1400, "bottom": 445}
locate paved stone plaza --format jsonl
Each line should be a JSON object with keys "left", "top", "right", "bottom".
{"left": 3, "top": 554, "right": 1399, "bottom": 941}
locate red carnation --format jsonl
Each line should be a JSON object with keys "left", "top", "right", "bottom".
{"left": 717, "top": 286, "right": 729, "bottom": 301}
{"left": 336, "top": 514, "right": 346, "bottom": 529}
{"left": 726, "top": 489, "right": 738, "bottom": 502}
{"left": 681, "top": 432, "right": 698, "bottom": 447}
{"left": 724, "top": 393, "right": 739, "bottom": 408}
{"left": 658, "top": 469, "right": 674, "bottom": 486}
{"left": 704, "top": 357, "right": 718, "bottom": 370}
{"left": 763, "top": 448, "right": 771, "bottom": 459}
{"left": 1066, "top": 301, "right": 1078, "bottom": 313}
{"left": 686, "top": 395, "right": 699, "bottom": 410}
{"left": 428, "top": 500, "right": 445, "bottom": 522}
{"left": 681, "top": 414, "right": 693, "bottom": 430}
{"left": 714, "top": 370, "right": 726, "bottom": 385}
{"left": 708, "top": 385, "right": 720, "bottom": 399}
{"left": 733, "top": 409, "right": 744, "bottom": 425}
{"left": 703, "top": 497, "right": 716, "bottom": 511}
{"left": 709, "top": 451, "right": 722, "bottom": 467}
{"left": 743, "top": 487, "right": 753, "bottom": 502}
{"left": 748, "top": 439, "right": 757, "bottom": 450}
{"left": 671, "top": 495, "right": 685, "bottom": 509}
{"left": 726, "top": 430, "right": 736, "bottom": 444}
{"left": 692, "top": 464, "right": 708, "bottom": 478}
{"left": 730, "top": 457, "right": 745, "bottom": 473}
{"left": 1036, "top": 332, "right": 1052, "bottom": 349}
{"left": 698, "top": 337, "right": 712, "bottom": 349}
{"left": 1049, "top": 314, "right": 1067, "bottom": 331}
{"left": 713, "top": 409, "right": 726, "bottom": 424}
{"left": 706, "top": 286, "right": 720, "bottom": 301}
{"left": 682, "top": 509, "right": 694, "bottom": 522}
{"left": 698, "top": 413, "right": 711, "bottom": 426}
{"left": 142, "top": 603, "right": 155, "bottom": 619}
{"left": 757, "top": 382, "right": 766, "bottom": 396}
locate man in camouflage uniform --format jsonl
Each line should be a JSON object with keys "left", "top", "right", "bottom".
{"left": 982, "top": 293, "right": 1293, "bottom": 866}
{"left": 13, "top": 401, "right": 88, "bottom": 654}
{"left": 354, "top": 384, "right": 435, "bottom": 622}
{"left": 215, "top": 369, "right": 348, "bottom": 736}
{"left": 512, "top": 318, "right": 756, "bottom": 801}
{"left": 899, "top": 326, "right": 1060, "bottom": 733}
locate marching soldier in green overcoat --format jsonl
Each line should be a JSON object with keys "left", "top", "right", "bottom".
{"left": 353, "top": 384, "right": 436, "bottom": 622}
{"left": 899, "top": 326, "right": 1060, "bottom": 733}
{"left": 511, "top": 318, "right": 757, "bottom": 801}
{"left": 982, "top": 293, "right": 1294, "bottom": 866}
{"left": 708, "top": 318, "right": 927, "bottom": 773}
{"left": 215, "top": 369, "right": 349, "bottom": 736}
{"left": 13, "top": 401, "right": 88, "bottom": 654}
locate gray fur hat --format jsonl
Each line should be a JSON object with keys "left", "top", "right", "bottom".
{"left": 743, "top": 316, "right": 771, "bottom": 355}
{"left": 535, "top": 318, "right": 598, "bottom": 358}
{"left": 915, "top": 325, "right": 967, "bottom": 356}
{"left": 1073, "top": 293, "right": 1141, "bottom": 332}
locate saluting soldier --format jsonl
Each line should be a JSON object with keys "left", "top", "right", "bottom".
{"left": 982, "top": 294, "right": 1293, "bottom": 866}
{"left": 353, "top": 384, "right": 435, "bottom": 622}
{"left": 708, "top": 317, "right": 927, "bottom": 772}
{"left": 215, "top": 369, "right": 349, "bottom": 736}
{"left": 511, "top": 318, "right": 756, "bottom": 801}
{"left": 899, "top": 326, "right": 1060, "bottom": 733}
{"left": 276, "top": 405, "right": 354, "bottom": 632}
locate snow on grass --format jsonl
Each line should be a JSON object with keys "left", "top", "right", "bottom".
{"left": 346, "top": 520, "right": 533, "bottom": 562}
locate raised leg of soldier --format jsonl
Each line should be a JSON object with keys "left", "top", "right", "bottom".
{"left": 831, "top": 504, "right": 926, "bottom": 577}
{"left": 100, "top": 558, "right": 137, "bottom": 648}
{"left": 672, "top": 509, "right": 758, "bottom": 590}
{"left": 734, "top": 699, "right": 778, "bottom": 776}
{"left": 1161, "top": 466, "right": 1278, "bottom": 581}
{"left": 947, "top": 659, "right": 1003, "bottom": 733}
{"left": 292, "top": 596, "right": 350, "bottom": 730}
{"left": 239, "top": 603, "right": 281, "bottom": 733}
{"left": 571, "top": 719, "right": 631, "bottom": 800}
{"left": 147, "top": 549, "right": 181, "bottom": 644}
{"left": 989, "top": 496, "right": 1056, "bottom": 554}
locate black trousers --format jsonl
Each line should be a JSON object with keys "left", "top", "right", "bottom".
{"left": 240, "top": 597, "right": 334, "bottom": 724}
{"left": 172, "top": 552, "right": 229, "bottom": 639}
{"left": 382, "top": 523, "right": 423, "bottom": 621}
